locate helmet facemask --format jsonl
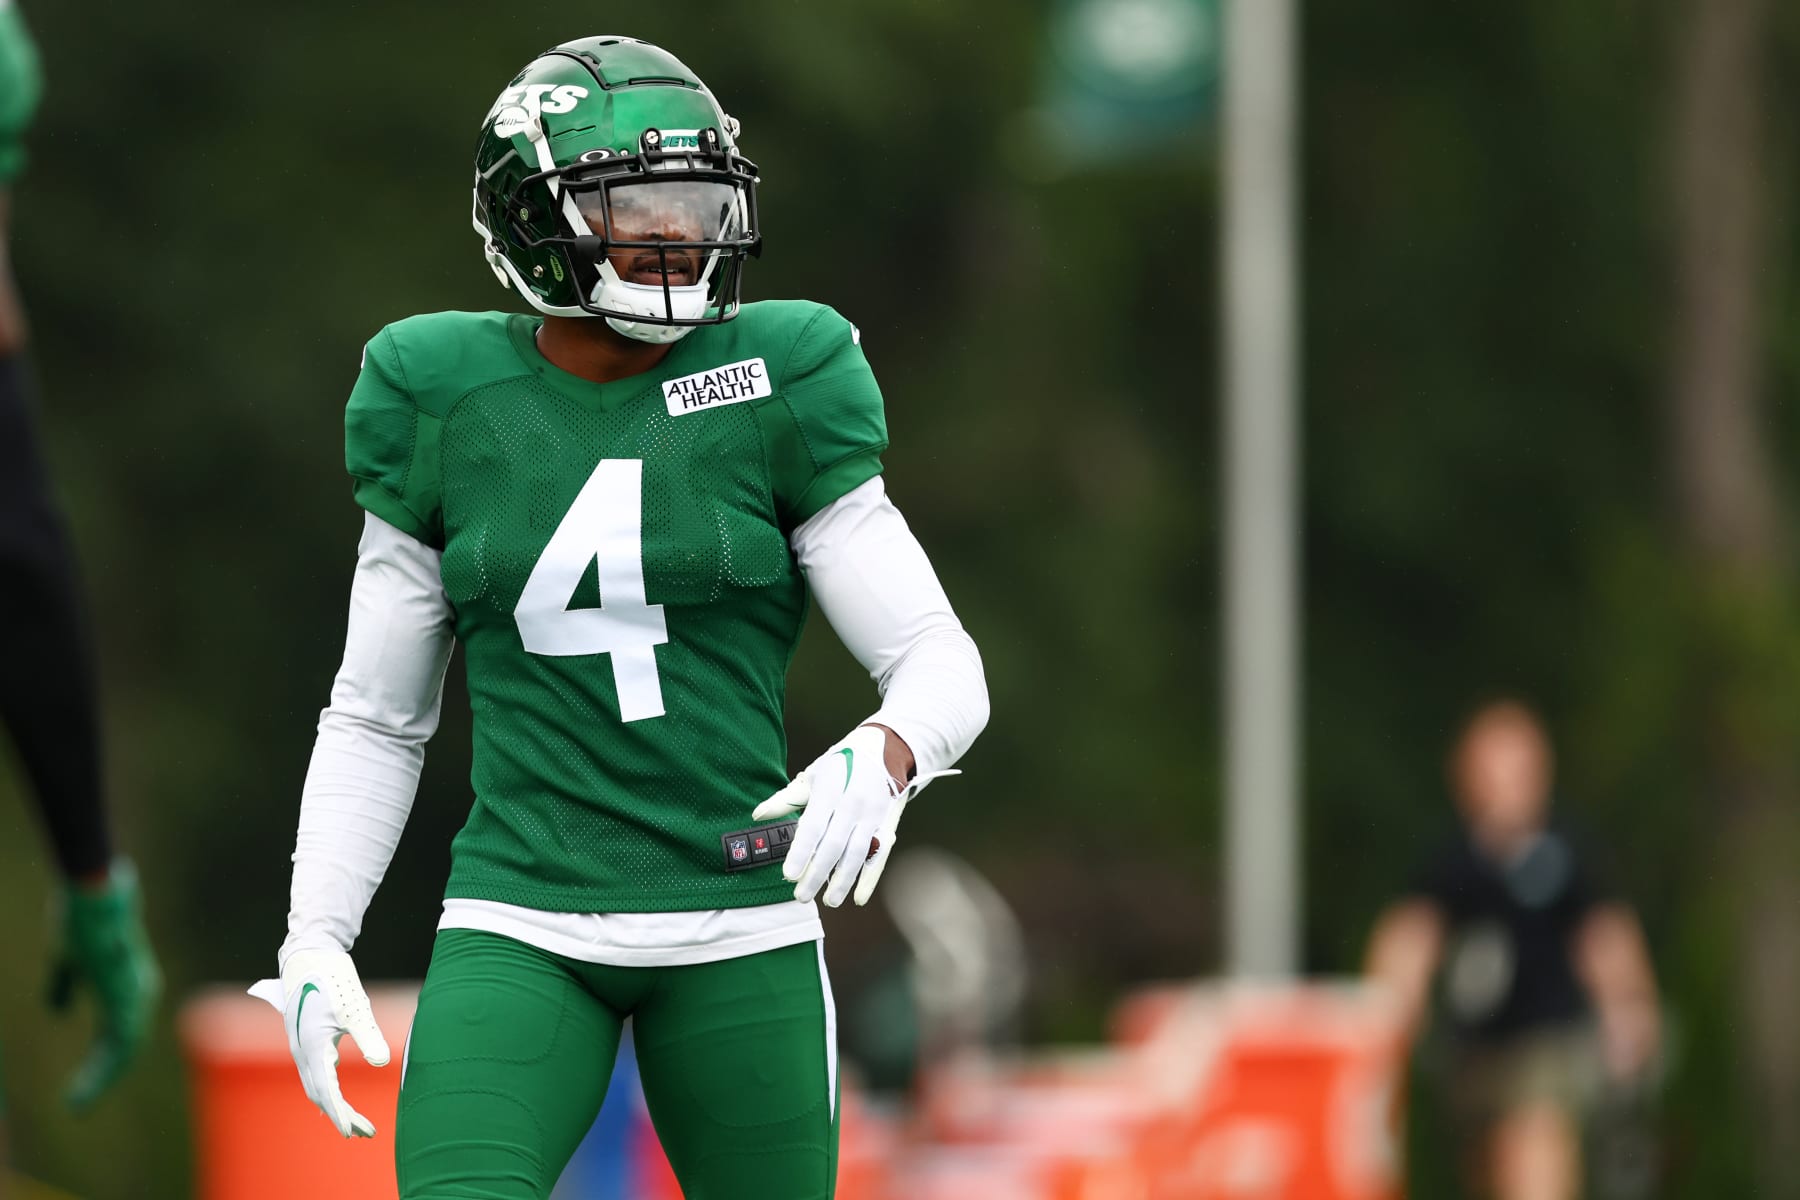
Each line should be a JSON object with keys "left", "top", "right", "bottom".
{"left": 498, "top": 128, "right": 760, "bottom": 344}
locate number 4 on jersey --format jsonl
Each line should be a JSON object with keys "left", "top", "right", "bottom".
{"left": 514, "top": 458, "right": 668, "bottom": 722}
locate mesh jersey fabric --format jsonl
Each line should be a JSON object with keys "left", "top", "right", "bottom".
{"left": 344, "top": 302, "right": 886, "bottom": 913}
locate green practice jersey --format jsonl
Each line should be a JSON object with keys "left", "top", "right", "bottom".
{"left": 345, "top": 302, "right": 886, "bottom": 913}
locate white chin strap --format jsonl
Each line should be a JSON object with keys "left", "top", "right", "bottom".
{"left": 592, "top": 260, "right": 709, "bottom": 345}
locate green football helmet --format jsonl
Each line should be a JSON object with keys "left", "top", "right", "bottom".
{"left": 471, "top": 36, "right": 761, "bottom": 344}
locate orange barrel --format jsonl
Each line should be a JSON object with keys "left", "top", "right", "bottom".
{"left": 180, "top": 983, "right": 419, "bottom": 1200}
{"left": 1152, "top": 987, "right": 1406, "bottom": 1200}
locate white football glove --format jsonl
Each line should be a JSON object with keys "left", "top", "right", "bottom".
{"left": 753, "top": 725, "right": 959, "bottom": 908}
{"left": 247, "top": 948, "right": 391, "bottom": 1138}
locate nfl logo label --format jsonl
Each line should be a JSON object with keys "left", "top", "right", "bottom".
{"left": 729, "top": 837, "right": 749, "bottom": 863}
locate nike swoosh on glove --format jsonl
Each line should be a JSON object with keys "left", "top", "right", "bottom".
{"left": 248, "top": 948, "right": 391, "bottom": 1137}
{"left": 752, "top": 725, "right": 959, "bottom": 908}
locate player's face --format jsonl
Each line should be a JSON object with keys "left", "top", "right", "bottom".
{"left": 578, "top": 179, "right": 742, "bottom": 290}
{"left": 1454, "top": 708, "right": 1552, "bottom": 844}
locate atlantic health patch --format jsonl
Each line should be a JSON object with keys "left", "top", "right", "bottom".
{"left": 663, "top": 357, "right": 772, "bottom": 416}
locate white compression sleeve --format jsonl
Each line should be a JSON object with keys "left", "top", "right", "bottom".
{"left": 790, "top": 477, "right": 989, "bottom": 783}
{"left": 279, "top": 512, "right": 456, "bottom": 967}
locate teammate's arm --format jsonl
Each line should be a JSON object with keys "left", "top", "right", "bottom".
{"left": 755, "top": 477, "right": 989, "bottom": 907}
{"left": 251, "top": 512, "right": 455, "bottom": 1137}
{"left": 0, "top": 1, "right": 161, "bottom": 1113}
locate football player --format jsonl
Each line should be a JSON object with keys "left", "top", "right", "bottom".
{"left": 252, "top": 35, "right": 989, "bottom": 1199}
{"left": 0, "top": 0, "right": 160, "bottom": 1133}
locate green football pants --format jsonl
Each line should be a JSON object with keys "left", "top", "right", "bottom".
{"left": 395, "top": 929, "right": 839, "bottom": 1200}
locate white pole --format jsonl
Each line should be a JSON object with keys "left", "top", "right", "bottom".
{"left": 1221, "top": 0, "right": 1300, "bottom": 979}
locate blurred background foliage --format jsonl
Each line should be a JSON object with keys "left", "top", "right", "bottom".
{"left": 0, "top": 0, "right": 1796, "bottom": 1195}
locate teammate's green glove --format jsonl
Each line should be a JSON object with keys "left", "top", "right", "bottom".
{"left": 46, "top": 860, "right": 162, "bottom": 1112}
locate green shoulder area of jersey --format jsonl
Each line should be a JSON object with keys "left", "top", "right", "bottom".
{"left": 343, "top": 310, "right": 525, "bottom": 549}
{"left": 344, "top": 301, "right": 890, "bottom": 549}
{"left": 722, "top": 299, "right": 891, "bottom": 528}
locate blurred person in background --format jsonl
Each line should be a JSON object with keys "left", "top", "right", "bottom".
{"left": 1365, "top": 700, "right": 1661, "bottom": 1200}
{"left": 0, "top": 0, "right": 161, "bottom": 1158}
{"left": 250, "top": 34, "right": 987, "bottom": 1200}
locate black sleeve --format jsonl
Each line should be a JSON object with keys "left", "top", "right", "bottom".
{"left": 0, "top": 354, "right": 112, "bottom": 879}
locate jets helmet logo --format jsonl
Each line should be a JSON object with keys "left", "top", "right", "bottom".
{"left": 485, "top": 84, "right": 590, "bottom": 137}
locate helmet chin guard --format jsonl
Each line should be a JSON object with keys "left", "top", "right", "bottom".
{"left": 605, "top": 313, "right": 696, "bottom": 345}
{"left": 594, "top": 262, "right": 709, "bottom": 344}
